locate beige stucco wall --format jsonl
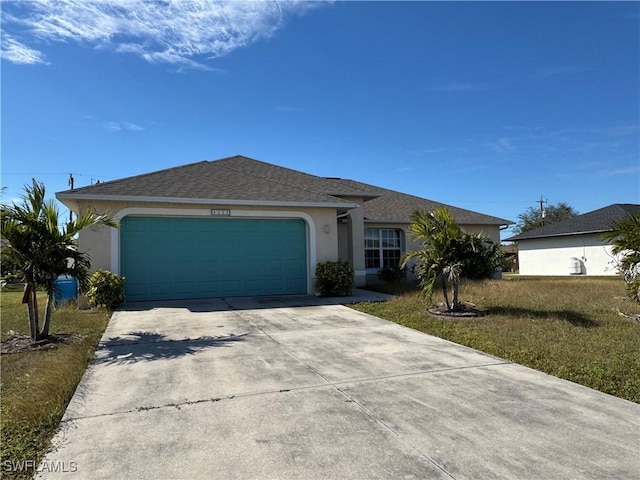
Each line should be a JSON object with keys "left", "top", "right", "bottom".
{"left": 517, "top": 234, "right": 619, "bottom": 276}
{"left": 77, "top": 223, "right": 112, "bottom": 272}
{"left": 73, "top": 199, "right": 341, "bottom": 295}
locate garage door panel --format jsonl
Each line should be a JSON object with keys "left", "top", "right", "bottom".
{"left": 126, "top": 283, "right": 148, "bottom": 298}
{"left": 197, "top": 281, "right": 220, "bottom": 294}
{"left": 286, "top": 279, "right": 305, "bottom": 291}
{"left": 174, "top": 281, "right": 198, "bottom": 295}
{"left": 121, "top": 217, "right": 308, "bottom": 301}
{"left": 149, "top": 282, "right": 171, "bottom": 297}
{"left": 270, "top": 279, "right": 286, "bottom": 291}
{"left": 219, "top": 280, "right": 242, "bottom": 295}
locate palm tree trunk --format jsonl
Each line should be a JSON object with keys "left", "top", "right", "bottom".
{"left": 452, "top": 281, "right": 460, "bottom": 310}
{"left": 25, "top": 283, "right": 38, "bottom": 341}
{"left": 442, "top": 281, "right": 450, "bottom": 309}
{"left": 31, "top": 286, "right": 41, "bottom": 341}
{"left": 41, "top": 294, "right": 54, "bottom": 339}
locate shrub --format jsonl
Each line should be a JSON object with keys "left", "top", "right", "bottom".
{"left": 377, "top": 265, "right": 406, "bottom": 283}
{"left": 0, "top": 247, "right": 22, "bottom": 283}
{"left": 461, "top": 240, "right": 504, "bottom": 279}
{"left": 85, "top": 269, "right": 125, "bottom": 310}
{"left": 315, "top": 260, "right": 354, "bottom": 297}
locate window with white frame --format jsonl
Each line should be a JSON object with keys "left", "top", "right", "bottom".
{"left": 365, "top": 229, "right": 402, "bottom": 269}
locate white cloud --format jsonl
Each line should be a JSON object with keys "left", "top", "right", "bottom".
{"left": 432, "top": 82, "right": 492, "bottom": 92}
{"left": 408, "top": 148, "right": 444, "bottom": 156}
{"left": 105, "top": 121, "right": 144, "bottom": 132}
{"left": 528, "top": 65, "right": 589, "bottom": 80}
{"left": 485, "top": 137, "right": 516, "bottom": 154}
{"left": 550, "top": 125, "right": 639, "bottom": 138}
{"left": 0, "top": 33, "right": 48, "bottom": 64}
{"left": 590, "top": 125, "right": 639, "bottom": 137}
{"left": 2, "top": 0, "right": 322, "bottom": 68}
{"left": 598, "top": 165, "right": 640, "bottom": 177}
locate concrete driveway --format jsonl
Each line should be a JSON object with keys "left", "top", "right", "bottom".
{"left": 39, "top": 294, "right": 639, "bottom": 479}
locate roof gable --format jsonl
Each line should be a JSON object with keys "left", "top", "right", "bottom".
{"left": 57, "top": 156, "right": 356, "bottom": 207}
{"left": 505, "top": 204, "right": 640, "bottom": 241}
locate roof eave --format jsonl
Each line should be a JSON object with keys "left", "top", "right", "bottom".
{"left": 364, "top": 218, "right": 513, "bottom": 226}
{"left": 506, "top": 229, "right": 612, "bottom": 242}
{"left": 325, "top": 192, "right": 382, "bottom": 202}
{"left": 55, "top": 193, "right": 359, "bottom": 210}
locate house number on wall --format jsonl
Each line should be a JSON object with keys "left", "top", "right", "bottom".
{"left": 210, "top": 209, "right": 231, "bottom": 216}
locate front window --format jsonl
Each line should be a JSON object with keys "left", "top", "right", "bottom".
{"left": 365, "top": 229, "right": 402, "bottom": 269}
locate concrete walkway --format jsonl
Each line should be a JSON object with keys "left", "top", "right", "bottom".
{"left": 38, "top": 295, "right": 640, "bottom": 479}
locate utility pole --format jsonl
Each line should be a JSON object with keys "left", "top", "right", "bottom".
{"left": 68, "top": 174, "right": 75, "bottom": 222}
{"left": 538, "top": 196, "right": 547, "bottom": 226}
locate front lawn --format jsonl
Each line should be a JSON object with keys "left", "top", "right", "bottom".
{"left": 353, "top": 277, "right": 640, "bottom": 403}
{"left": 1, "top": 287, "right": 111, "bottom": 479}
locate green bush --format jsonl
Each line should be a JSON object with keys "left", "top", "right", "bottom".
{"left": 377, "top": 265, "right": 406, "bottom": 283}
{"left": 0, "top": 246, "right": 23, "bottom": 284}
{"left": 461, "top": 240, "right": 504, "bottom": 279}
{"left": 315, "top": 260, "right": 354, "bottom": 297}
{"left": 85, "top": 269, "right": 125, "bottom": 310}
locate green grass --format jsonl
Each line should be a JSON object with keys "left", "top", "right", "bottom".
{"left": 1, "top": 288, "right": 111, "bottom": 479}
{"left": 354, "top": 276, "right": 640, "bottom": 403}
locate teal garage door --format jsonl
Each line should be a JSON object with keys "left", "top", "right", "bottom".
{"left": 120, "top": 217, "right": 307, "bottom": 301}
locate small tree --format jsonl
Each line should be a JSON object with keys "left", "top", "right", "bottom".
{"left": 401, "top": 207, "right": 492, "bottom": 311}
{"left": 1, "top": 179, "right": 116, "bottom": 341}
{"left": 602, "top": 213, "right": 640, "bottom": 303}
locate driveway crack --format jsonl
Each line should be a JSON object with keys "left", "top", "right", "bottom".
{"left": 333, "top": 385, "right": 458, "bottom": 480}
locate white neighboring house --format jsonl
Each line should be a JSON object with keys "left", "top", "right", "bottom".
{"left": 505, "top": 204, "right": 640, "bottom": 276}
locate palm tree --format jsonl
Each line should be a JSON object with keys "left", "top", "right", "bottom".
{"left": 401, "top": 207, "right": 489, "bottom": 311}
{"left": 602, "top": 213, "right": 640, "bottom": 303}
{"left": 1, "top": 179, "right": 116, "bottom": 341}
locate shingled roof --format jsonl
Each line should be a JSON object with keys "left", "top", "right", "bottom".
{"left": 57, "top": 155, "right": 512, "bottom": 225}
{"left": 57, "top": 156, "right": 367, "bottom": 207}
{"left": 505, "top": 204, "right": 640, "bottom": 241}
{"left": 327, "top": 178, "right": 512, "bottom": 225}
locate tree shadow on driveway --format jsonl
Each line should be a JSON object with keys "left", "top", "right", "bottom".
{"left": 93, "top": 331, "right": 247, "bottom": 366}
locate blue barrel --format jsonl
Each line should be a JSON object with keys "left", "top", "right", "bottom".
{"left": 54, "top": 275, "right": 78, "bottom": 306}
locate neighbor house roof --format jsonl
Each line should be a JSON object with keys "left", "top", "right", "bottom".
{"left": 505, "top": 204, "right": 640, "bottom": 241}
{"left": 56, "top": 155, "right": 512, "bottom": 225}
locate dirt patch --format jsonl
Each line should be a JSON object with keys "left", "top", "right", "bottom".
{"left": 428, "top": 302, "right": 484, "bottom": 318}
{"left": 1, "top": 332, "right": 86, "bottom": 354}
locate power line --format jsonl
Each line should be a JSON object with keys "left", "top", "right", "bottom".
{"left": 2, "top": 172, "right": 114, "bottom": 179}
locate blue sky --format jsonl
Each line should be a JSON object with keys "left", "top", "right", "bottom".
{"left": 2, "top": 1, "right": 638, "bottom": 239}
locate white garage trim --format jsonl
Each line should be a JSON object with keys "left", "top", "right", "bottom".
{"left": 110, "top": 207, "right": 317, "bottom": 294}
